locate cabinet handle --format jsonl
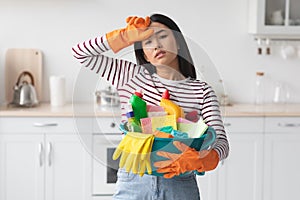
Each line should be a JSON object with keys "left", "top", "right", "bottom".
{"left": 39, "top": 143, "right": 44, "bottom": 167}
{"left": 48, "top": 142, "right": 53, "bottom": 167}
{"left": 33, "top": 123, "right": 58, "bottom": 127}
{"left": 110, "top": 122, "right": 116, "bottom": 128}
{"left": 278, "top": 123, "right": 300, "bottom": 127}
{"left": 224, "top": 123, "right": 231, "bottom": 127}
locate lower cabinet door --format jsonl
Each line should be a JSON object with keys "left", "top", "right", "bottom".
{"left": 0, "top": 134, "right": 45, "bottom": 200}
{"left": 218, "top": 133, "right": 264, "bottom": 200}
{"left": 45, "top": 134, "right": 92, "bottom": 200}
{"left": 263, "top": 133, "right": 300, "bottom": 200}
{"left": 197, "top": 169, "right": 219, "bottom": 200}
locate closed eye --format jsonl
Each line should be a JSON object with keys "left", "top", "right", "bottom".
{"left": 159, "top": 34, "right": 168, "bottom": 39}
{"left": 144, "top": 40, "right": 152, "bottom": 45}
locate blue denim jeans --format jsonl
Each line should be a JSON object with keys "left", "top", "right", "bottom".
{"left": 113, "top": 168, "right": 200, "bottom": 200}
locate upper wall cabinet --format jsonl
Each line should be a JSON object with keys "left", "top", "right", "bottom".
{"left": 248, "top": 0, "right": 300, "bottom": 39}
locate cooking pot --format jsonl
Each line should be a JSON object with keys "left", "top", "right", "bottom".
{"left": 11, "top": 71, "right": 39, "bottom": 107}
{"left": 95, "top": 86, "right": 120, "bottom": 107}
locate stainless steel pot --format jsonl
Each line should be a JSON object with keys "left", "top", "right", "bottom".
{"left": 95, "top": 86, "right": 120, "bottom": 107}
{"left": 11, "top": 71, "right": 39, "bottom": 107}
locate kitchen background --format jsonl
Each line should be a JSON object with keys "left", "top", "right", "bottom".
{"left": 0, "top": 0, "right": 300, "bottom": 105}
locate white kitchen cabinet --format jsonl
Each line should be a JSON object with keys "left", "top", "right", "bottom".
{"left": 218, "top": 133, "right": 264, "bottom": 200}
{"left": 248, "top": 0, "right": 300, "bottom": 38}
{"left": 263, "top": 117, "right": 300, "bottom": 200}
{"left": 217, "top": 117, "right": 264, "bottom": 200}
{"left": 0, "top": 117, "right": 93, "bottom": 200}
{"left": 0, "top": 134, "right": 44, "bottom": 200}
{"left": 45, "top": 134, "right": 91, "bottom": 200}
{"left": 197, "top": 117, "right": 264, "bottom": 200}
{"left": 197, "top": 169, "right": 219, "bottom": 200}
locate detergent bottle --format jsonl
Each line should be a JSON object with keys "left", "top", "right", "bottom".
{"left": 125, "top": 104, "right": 142, "bottom": 132}
{"left": 160, "top": 90, "right": 184, "bottom": 120}
{"left": 129, "top": 90, "right": 148, "bottom": 123}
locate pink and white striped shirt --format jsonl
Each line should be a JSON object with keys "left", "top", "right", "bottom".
{"left": 72, "top": 35, "right": 229, "bottom": 161}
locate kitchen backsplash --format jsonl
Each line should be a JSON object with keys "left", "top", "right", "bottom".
{"left": 0, "top": 0, "right": 300, "bottom": 105}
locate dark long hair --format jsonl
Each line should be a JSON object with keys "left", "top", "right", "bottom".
{"left": 134, "top": 13, "right": 196, "bottom": 79}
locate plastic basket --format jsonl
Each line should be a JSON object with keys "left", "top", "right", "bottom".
{"left": 119, "top": 123, "right": 216, "bottom": 176}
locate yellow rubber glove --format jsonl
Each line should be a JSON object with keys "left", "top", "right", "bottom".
{"left": 106, "top": 16, "right": 154, "bottom": 53}
{"left": 137, "top": 152, "right": 152, "bottom": 176}
{"left": 154, "top": 141, "right": 219, "bottom": 178}
{"left": 112, "top": 132, "right": 154, "bottom": 176}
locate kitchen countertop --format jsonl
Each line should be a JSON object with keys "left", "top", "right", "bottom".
{"left": 221, "top": 103, "right": 300, "bottom": 117}
{"left": 0, "top": 103, "right": 121, "bottom": 117}
{"left": 1, "top": 102, "right": 300, "bottom": 117}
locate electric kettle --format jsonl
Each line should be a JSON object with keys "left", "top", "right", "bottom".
{"left": 11, "top": 71, "right": 39, "bottom": 107}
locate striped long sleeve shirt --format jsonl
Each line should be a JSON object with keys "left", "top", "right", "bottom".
{"left": 72, "top": 35, "right": 229, "bottom": 161}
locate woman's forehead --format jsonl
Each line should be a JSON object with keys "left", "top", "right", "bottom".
{"left": 149, "top": 22, "right": 170, "bottom": 32}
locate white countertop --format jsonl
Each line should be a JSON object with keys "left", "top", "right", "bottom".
{"left": 1, "top": 102, "right": 300, "bottom": 117}
{"left": 0, "top": 103, "right": 121, "bottom": 117}
{"left": 221, "top": 103, "right": 300, "bottom": 117}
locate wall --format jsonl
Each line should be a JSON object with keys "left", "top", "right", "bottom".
{"left": 0, "top": 0, "right": 300, "bottom": 104}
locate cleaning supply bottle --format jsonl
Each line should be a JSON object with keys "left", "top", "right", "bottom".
{"left": 160, "top": 90, "right": 184, "bottom": 120}
{"left": 125, "top": 104, "right": 142, "bottom": 132}
{"left": 129, "top": 90, "right": 148, "bottom": 123}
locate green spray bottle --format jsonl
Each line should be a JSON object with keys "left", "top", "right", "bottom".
{"left": 129, "top": 90, "right": 148, "bottom": 123}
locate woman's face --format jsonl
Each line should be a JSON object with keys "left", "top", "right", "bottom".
{"left": 141, "top": 22, "right": 179, "bottom": 69}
